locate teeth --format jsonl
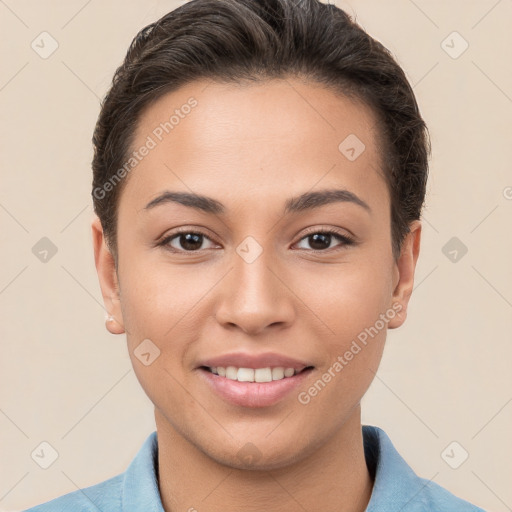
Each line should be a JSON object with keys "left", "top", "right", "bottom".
{"left": 208, "top": 366, "right": 300, "bottom": 382}
{"left": 237, "top": 368, "right": 254, "bottom": 382}
{"left": 271, "top": 367, "right": 284, "bottom": 380}
{"left": 254, "top": 368, "right": 272, "bottom": 382}
{"left": 226, "top": 366, "right": 238, "bottom": 380}
{"left": 284, "top": 367, "right": 295, "bottom": 377}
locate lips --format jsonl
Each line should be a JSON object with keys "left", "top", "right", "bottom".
{"left": 196, "top": 352, "right": 315, "bottom": 407}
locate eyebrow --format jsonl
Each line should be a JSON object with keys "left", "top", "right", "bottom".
{"left": 143, "top": 188, "right": 371, "bottom": 215}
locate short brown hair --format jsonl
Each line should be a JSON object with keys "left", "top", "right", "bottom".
{"left": 92, "top": 0, "right": 430, "bottom": 262}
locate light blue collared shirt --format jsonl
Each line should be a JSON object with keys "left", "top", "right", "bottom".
{"left": 23, "top": 425, "right": 486, "bottom": 511}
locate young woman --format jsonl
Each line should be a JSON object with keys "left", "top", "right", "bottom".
{"left": 24, "top": 0, "right": 486, "bottom": 510}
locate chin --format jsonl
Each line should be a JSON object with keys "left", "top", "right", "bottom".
{"left": 202, "top": 433, "right": 317, "bottom": 472}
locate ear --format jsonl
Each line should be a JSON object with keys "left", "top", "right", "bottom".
{"left": 91, "top": 215, "right": 125, "bottom": 335}
{"left": 387, "top": 220, "right": 422, "bottom": 329}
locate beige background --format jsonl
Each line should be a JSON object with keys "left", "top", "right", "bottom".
{"left": 1, "top": 0, "right": 511, "bottom": 510}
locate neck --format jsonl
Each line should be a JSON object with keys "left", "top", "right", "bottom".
{"left": 155, "top": 406, "right": 373, "bottom": 512}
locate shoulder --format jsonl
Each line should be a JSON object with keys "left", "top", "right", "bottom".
{"left": 22, "top": 473, "right": 123, "bottom": 512}
{"left": 414, "top": 476, "right": 487, "bottom": 511}
{"left": 22, "top": 431, "right": 161, "bottom": 512}
{"left": 363, "top": 425, "right": 487, "bottom": 512}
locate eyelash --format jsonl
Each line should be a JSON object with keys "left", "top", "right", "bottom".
{"left": 157, "top": 227, "right": 355, "bottom": 253}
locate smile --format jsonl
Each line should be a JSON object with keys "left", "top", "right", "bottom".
{"left": 204, "top": 365, "right": 307, "bottom": 382}
{"left": 198, "top": 365, "right": 315, "bottom": 408}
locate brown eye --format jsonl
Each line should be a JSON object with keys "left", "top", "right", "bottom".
{"left": 175, "top": 233, "right": 204, "bottom": 251}
{"left": 295, "top": 230, "right": 355, "bottom": 251}
{"left": 160, "top": 231, "right": 217, "bottom": 252}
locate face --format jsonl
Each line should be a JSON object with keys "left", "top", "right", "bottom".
{"left": 93, "top": 77, "right": 420, "bottom": 470}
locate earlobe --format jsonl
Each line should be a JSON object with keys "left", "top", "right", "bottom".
{"left": 387, "top": 220, "right": 422, "bottom": 329}
{"left": 105, "top": 311, "right": 125, "bottom": 335}
{"left": 91, "top": 216, "right": 125, "bottom": 335}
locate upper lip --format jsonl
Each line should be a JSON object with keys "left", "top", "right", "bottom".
{"left": 197, "top": 352, "right": 313, "bottom": 372}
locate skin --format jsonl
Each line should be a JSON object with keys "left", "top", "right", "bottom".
{"left": 92, "top": 77, "right": 421, "bottom": 512}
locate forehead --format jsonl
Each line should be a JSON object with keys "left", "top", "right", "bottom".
{"left": 123, "top": 77, "right": 387, "bottom": 212}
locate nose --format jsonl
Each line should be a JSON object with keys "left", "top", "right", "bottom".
{"left": 214, "top": 247, "right": 296, "bottom": 336}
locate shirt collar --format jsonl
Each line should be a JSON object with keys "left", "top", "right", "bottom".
{"left": 122, "top": 431, "right": 164, "bottom": 511}
{"left": 363, "top": 424, "right": 431, "bottom": 511}
{"left": 121, "top": 425, "right": 428, "bottom": 511}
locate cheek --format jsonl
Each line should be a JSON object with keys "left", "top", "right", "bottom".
{"left": 118, "top": 258, "right": 214, "bottom": 392}
{"left": 293, "top": 267, "right": 390, "bottom": 415}
{"left": 296, "top": 259, "right": 394, "bottom": 338}
{"left": 293, "top": 257, "right": 393, "bottom": 403}
{"left": 117, "top": 264, "right": 184, "bottom": 394}
{"left": 119, "top": 265, "right": 195, "bottom": 420}
{"left": 119, "top": 254, "right": 200, "bottom": 338}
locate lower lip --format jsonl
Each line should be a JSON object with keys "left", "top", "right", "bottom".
{"left": 198, "top": 367, "right": 314, "bottom": 408}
